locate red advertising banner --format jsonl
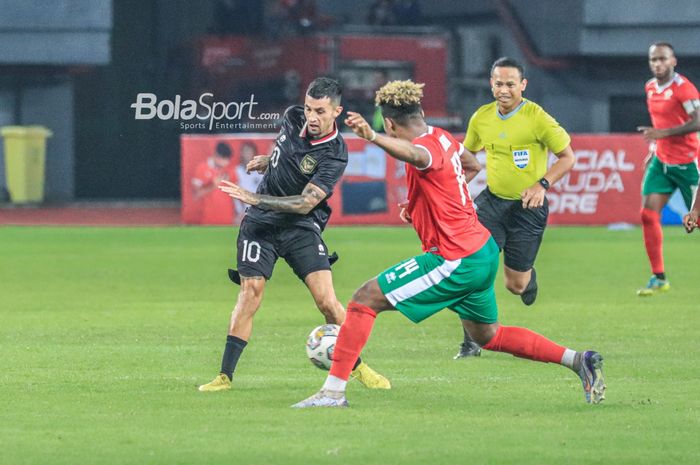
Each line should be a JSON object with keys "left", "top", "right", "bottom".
{"left": 465, "top": 134, "right": 648, "bottom": 225}
{"left": 180, "top": 133, "right": 407, "bottom": 225}
{"left": 181, "top": 133, "right": 649, "bottom": 226}
{"left": 181, "top": 135, "right": 276, "bottom": 225}
{"left": 549, "top": 135, "right": 648, "bottom": 224}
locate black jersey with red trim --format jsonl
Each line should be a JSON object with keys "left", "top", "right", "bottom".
{"left": 245, "top": 105, "right": 348, "bottom": 231}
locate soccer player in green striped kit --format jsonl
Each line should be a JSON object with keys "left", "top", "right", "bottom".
{"left": 293, "top": 80, "right": 605, "bottom": 408}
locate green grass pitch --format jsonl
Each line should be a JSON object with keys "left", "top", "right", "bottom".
{"left": 1, "top": 225, "right": 699, "bottom": 465}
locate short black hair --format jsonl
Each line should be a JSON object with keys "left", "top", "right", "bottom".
{"left": 650, "top": 42, "right": 675, "bottom": 55}
{"left": 380, "top": 104, "right": 422, "bottom": 125}
{"left": 491, "top": 57, "right": 525, "bottom": 79}
{"left": 306, "top": 77, "right": 342, "bottom": 105}
{"left": 215, "top": 142, "right": 232, "bottom": 158}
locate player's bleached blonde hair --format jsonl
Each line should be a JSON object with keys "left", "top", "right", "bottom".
{"left": 375, "top": 80, "right": 425, "bottom": 107}
{"left": 375, "top": 80, "right": 425, "bottom": 124}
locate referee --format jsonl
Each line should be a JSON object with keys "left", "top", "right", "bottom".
{"left": 455, "top": 57, "right": 576, "bottom": 358}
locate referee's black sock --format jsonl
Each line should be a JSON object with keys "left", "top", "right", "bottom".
{"left": 220, "top": 335, "right": 248, "bottom": 381}
{"left": 655, "top": 272, "right": 666, "bottom": 281}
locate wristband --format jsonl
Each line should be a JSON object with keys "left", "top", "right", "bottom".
{"left": 538, "top": 177, "right": 550, "bottom": 190}
{"left": 369, "top": 130, "right": 377, "bottom": 142}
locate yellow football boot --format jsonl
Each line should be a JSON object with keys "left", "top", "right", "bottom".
{"left": 198, "top": 373, "right": 231, "bottom": 392}
{"left": 351, "top": 362, "right": 391, "bottom": 389}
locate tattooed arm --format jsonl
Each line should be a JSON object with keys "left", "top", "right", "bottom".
{"left": 219, "top": 180, "right": 326, "bottom": 215}
{"left": 255, "top": 183, "right": 326, "bottom": 214}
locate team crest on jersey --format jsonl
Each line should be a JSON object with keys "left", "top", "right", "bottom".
{"left": 300, "top": 154, "right": 317, "bottom": 174}
{"left": 513, "top": 149, "right": 530, "bottom": 169}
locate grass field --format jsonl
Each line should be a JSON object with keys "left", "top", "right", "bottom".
{"left": 1, "top": 225, "right": 699, "bottom": 465}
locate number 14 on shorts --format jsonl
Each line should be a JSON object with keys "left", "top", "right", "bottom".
{"left": 386, "top": 258, "right": 419, "bottom": 284}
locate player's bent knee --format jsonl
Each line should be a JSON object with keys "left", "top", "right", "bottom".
{"left": 505, "top": 281, "right": 526, "bottom": 295}
{"left": 350, "top": 279, "right": 388, "bottom": 310}
{"left": 642, "top": 195, "right": 668, "bottom": 213}
{"left": 473, "top": 325, "right": 498, "bottom": 346}
{"left": 350, "top": 280, "right": 373, "bottom": 304}
{"left": 239, "top": 278, "right": 265, "bottom": 302}
{"left": 237, "top": 288, "right": 262, "bottom": 305}
{"left": 350, "top": 289, "right": 367, "bottom": 305}
{"left": 315, "top": 297, "right": 340, "bottom": 316}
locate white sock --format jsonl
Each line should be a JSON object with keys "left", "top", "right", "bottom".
{"left": 322, "top": 375, "right": 347, "bottom": 393}
{"left": 560, "top": 349, "right": 577, "bottom": 369}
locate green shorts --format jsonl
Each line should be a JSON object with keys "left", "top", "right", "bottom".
{"left": 377, "top": 237, "right": 499, "bottom": 324}
{"left": 642, "top": 156, "right": 699, "bottom": 209}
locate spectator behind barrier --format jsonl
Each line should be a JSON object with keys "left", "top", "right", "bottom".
{"left": 191, "top": 142, "right": 236, "bottom": 225}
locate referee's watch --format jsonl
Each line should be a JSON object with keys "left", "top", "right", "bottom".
{"left": 538, "top": 177, "right": 551, "bottom": 190}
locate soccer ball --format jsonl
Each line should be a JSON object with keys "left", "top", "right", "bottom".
{"left": 305, "top": 324, "right": 340, "bottom": 370}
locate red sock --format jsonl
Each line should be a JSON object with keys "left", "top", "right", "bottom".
{"left": 329, "top": 302, "right": 377, "bottom": 381}
{"left": 482, "top": 325, "right": 566, "bottom": 363}
{"left": 641, "top": 208, "right": 664, "bottom": 274}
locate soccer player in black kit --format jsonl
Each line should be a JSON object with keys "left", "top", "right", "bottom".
{"left": 198, "top": 77, "right": 390, "bottom": 392}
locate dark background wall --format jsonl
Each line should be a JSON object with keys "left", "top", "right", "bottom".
{"left": 2, "top": 0, "right": 699, "bottom": 201}
{"left": 74, "top": 0, "right": 214, "bottom": 199}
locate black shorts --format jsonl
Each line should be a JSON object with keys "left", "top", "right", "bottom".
{"left": 236, "top": 218, "right": 331, "bottom": 281}
{"left": 474, "top": 188, "right": 548, "bottom": 272}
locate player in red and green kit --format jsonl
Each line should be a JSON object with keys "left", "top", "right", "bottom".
{"left": 292, "top": 80, "right": 606, "bottom": 408}
{"left": 637, "top": 42, "right": 700, "bottom": 296}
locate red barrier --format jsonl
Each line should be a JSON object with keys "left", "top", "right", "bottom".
{"left": 549, "top": 135, "right": 647, "bottom": 224}
{"left": 181, "top": 133, "right": 648, "bottom": 226}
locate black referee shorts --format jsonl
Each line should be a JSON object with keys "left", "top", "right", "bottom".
{"left": 236, "top": 218, "right": 331, "bottom": 281}
{"left": 474, "top": 188, "right": 548, "bottom": 272}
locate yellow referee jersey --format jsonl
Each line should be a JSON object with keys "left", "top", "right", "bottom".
{"left": 463, "top": 99, "right": 571, "bottom": 200}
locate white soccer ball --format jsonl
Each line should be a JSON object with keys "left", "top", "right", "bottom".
{"left": 305, "top": 324, "right": 340, "bottom": 370}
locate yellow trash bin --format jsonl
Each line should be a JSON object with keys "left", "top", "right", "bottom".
{"left": 1, "top": 125, "right": 53, "bottom": 203}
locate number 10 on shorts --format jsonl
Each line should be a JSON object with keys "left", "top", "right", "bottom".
{"left": 241, "top": 240, "right": 261, "bottom": 262}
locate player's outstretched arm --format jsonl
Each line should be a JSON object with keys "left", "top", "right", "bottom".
{"left": 344, "top": 111, "right": 430, "bottom": 168}
{"left": 219, "top": 180, "right": 326, "bottom": 215}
